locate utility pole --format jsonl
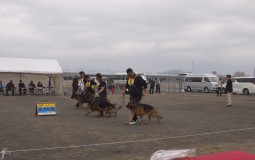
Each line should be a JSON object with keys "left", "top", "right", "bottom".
{"left": 192, "top": 62, "right": 194, "bottom": 73}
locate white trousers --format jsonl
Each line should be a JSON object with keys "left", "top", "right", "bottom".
{"left": 227, "top": 92, "right": 232, "bottom": 105}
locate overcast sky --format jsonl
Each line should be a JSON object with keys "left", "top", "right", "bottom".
{"left": 1, "top": 0, "right": 255, "bottom": 75}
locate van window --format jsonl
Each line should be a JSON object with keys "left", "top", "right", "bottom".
{"left": 185, "top": 77, "right": 203, "bottom": 82}
{"left": 204, "top": 77, "right": 210, "bottom": 82}
{"left": 185, "top": 77, "right": 192, "bottom": 82}
{"left": 209, "top": 77, "right": 219, "bottom": 82}
{"left": 236, "top": 78, "right": 253, "bottom": 83}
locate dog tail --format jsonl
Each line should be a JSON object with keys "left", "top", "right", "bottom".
{"left": 155, "top": 112, "right": 163, "bottom": 124}
{"left": 157, "top": 113, "right": 163, "bottom": 119}
{"left": 113, "top": 106, "right": 122, "bottom": 117}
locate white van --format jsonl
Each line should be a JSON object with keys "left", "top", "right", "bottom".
{"left": 222, "top": 77, "right": 255, "bottom": 95}
{"left": 184, "top": 73, "right": 219, "bottom": 93}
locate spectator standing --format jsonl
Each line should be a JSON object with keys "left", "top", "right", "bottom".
{"left": 216, "top": 78, "right": 223, "bottom": 96}
{"left": 28, "top": 81, "right": 36, "bottom": 95}
{"left": 71, "top": 75, "right": 79, "bottom": 98}
{"left": 155, "top": 78, "right": 161, "bottom": 94}
{"left": 148, "top": 78, "right": 155, "bottom": 94}
{"left": 78, "top": 71, "right": 86, "bottom": 95}
{"left": 225, "top": 75, "right": 233, "bottom": 107}
{"left": 18, "top": 80, "right": 27, "bottom": 95}
{"left": 0, "top": 80, "right": 4, "bottom": 95}
{"left": 123, "top": 68, "right": 147, "bottom": 125}
{"left": 6, "top": 80, "right": 15, "bottom": 96}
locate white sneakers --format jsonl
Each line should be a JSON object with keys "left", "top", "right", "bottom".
{"left": 128, "top": 118, "right": 141, "bottom": 125}
{"left": 128, "top": 121, "right": 137, "bottom": 125}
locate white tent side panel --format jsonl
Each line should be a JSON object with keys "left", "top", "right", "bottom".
{"left": 0, "top": 57, "right": 63, "bottom": 95}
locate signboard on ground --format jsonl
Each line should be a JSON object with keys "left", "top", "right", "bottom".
{"left": 35, "top": 102, "right": 57, "bottom": 116}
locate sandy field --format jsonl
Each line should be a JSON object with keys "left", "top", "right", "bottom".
{"left": 0, "top": 92, "right": 255, "bottom": 160}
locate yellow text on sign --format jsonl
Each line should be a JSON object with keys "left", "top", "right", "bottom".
{"left": 36, "top": 103, "right": 56, "bottom": 107}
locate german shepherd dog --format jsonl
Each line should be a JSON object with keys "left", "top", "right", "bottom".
{"left": 126, "top": 100, "right": 163, "bottom": 124}
{"left": 71, "top": 94, "right": 90, "bottom": 108}
{"left": 84, "top": 96, "right": 122, "bottom": 117}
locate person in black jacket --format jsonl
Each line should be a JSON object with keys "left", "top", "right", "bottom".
{"left": 123, "top": 68, "right": 147, "bottom": 124}
{"left": 6, "top": 80, "right": 15, "bottom": 96}
{"left": 18, "top": 80, "right": 27, "bottom": 95}
{"left": 225, "top": 75, "right": 233, "bottom": 107}
{"left": 71, "top": 75, "right": 79, "bottom": 98}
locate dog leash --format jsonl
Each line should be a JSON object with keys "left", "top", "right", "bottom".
{"left": 119, "top": 95, "right": 125, "bottom": 105}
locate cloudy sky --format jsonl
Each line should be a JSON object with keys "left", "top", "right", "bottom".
{"left": 0, "top": 0, "right": 255, "bottom": 75}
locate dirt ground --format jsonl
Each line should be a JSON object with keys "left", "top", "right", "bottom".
{"left": 1, "top": 92, "right": 255, "bottom": 160}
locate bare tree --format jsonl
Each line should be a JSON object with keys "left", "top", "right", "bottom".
{"left": 233, "top": 71, "right": 246, "bottom": 77}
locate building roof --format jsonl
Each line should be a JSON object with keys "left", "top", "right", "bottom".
{"left": 0, "top": 57, "right": 63, "bottom": 74}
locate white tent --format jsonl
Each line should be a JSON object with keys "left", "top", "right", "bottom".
{"left": 0, "top": 57, "right": 63, "bottom": 95}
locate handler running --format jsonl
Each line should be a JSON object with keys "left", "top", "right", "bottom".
{"left": 123, "top": 68, "right": 147, "bottom": 125}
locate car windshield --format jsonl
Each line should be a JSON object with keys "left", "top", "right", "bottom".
{"left": 209, "top": 77, "right": 219, "bottom": 82}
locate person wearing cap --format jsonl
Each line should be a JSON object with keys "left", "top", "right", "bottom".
{"left": 96, "top": 73, "right": 107, "bottom": 117}
{"left": 78, "top": 71, "right": 86, "bottom": 94}
{"left": 28, "top": 81, "right": 36, "bottom": 95}
{"left": 225, "top": 75, "right": 233, "bottom": 107}
{"left": 123, "top": 68, "right": 148, "bottom": 124}
{"left": 6, "top": 80, "right": 15, "bottom": 96}
{"left": 18, "top": 80, "right": 27, "bottom": 95}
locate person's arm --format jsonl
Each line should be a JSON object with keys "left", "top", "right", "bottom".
{"left": 98, "top": 86, "right": 105, "bottom": 94}
{"left": 98, "top": 82, "right": 106, "bottom": 94}
{"left": 138, "top": 76, "right": 147, "bottom": 96}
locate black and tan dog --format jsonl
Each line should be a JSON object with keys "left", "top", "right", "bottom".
{"left": 71, "top": 94, "right": 90, "bottom": 108}
{"left": 85, "top": 97, "right": 122, "bottom": 117}
{"left": 126, "top": 100, "right": 163, "bottom": 124}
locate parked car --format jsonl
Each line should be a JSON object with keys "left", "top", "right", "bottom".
{"left": 184, "top": 73, "right": 219, "bottom": 93}
{"left": 222, "top": 77, "right": 255, "bottom": 95}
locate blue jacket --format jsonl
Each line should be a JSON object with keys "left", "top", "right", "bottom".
{"left": 0, "top": 83, "right": 4, "bottom": 90}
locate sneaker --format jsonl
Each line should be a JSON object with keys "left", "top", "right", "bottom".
{"left": 129, "top": 121, "right": 137, "bottom": 125}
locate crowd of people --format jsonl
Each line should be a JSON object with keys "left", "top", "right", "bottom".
{"left": 0, "top": 80, "right": 46, "bottom": 96}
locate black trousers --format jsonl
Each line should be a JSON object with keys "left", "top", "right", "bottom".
{"left": 149, "top": 86, "right": 155, "bottom": 94}
{"left": 72, "top": 86, "right": 78, "bottom": 96}
{"left": 156, "top": 85, "right": 160, "bottom": 94}
{"left": 6, "top": 89, "right": 14, "bottom": 96}
{"left": 216, "top": 87, "right": 222, "bottom": 96}
{"left": 99, "top": 94, "right": 107, "bottom": 116}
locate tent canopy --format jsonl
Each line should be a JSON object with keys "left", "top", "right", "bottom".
{"left": 0, "top": 57, "right": 63, "bottom": 74}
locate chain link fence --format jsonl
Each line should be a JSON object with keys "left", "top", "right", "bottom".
{"left": 63, "top": 75, "right": 185, "bottom": 96}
